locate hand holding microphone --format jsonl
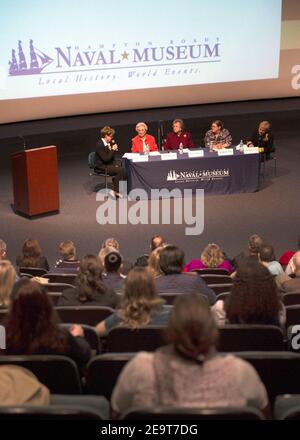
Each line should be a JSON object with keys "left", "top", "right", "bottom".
{"left": 111, "top": 139, "right": 119, "bottom": 151}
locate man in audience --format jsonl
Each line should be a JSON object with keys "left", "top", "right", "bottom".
{"left": 281, "top": 254, "right": 300, "bottom": 293}
{"left": 54, "top": 240, "right": 80, "bottom": 272}
{"left": 232, "top": 234, "right": 264, "bottom": 269}
{"left": 0, "top": 240, "right": 7, "bottom": 260}
{"left": 135, "top": 234, "right": 166, "bottom": 267}
{"left": 103, "top": 251, "right": 125, "bottom": 292}
{"left": 259, "top": 244, "right": 283, "bottom": 276}
{"left": 155, "top": 245, "right": 216, "bottom": 304}
{"left": 285, "top": 250, "right": 300, "bottom": 276}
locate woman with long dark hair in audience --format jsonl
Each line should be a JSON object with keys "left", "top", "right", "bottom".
{"left": 58, "top": 254, "right": 119, "bottom": 308}
{"left": 4, "top": 279, "right": 91, "bottom": 368}
{"left": 96, "top": 267, "right": 170, "bottom": 336}
{"left": 212, "top": 261, "right": 285, "bottom": 326}
{"left": 111, "top": 294, "right": 269, "bottom": 418}
{"left": 0, "top": 260, "right": 16, "bottom": 309}
{"left": 16, "top": 239, "right": 49, "bottom": 271}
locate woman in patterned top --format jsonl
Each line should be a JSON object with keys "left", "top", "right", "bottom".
{"left": 204, "top": 120, "right": 232, "bottom": 150}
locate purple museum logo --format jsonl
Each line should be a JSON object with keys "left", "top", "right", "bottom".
{"left": 9, "top": 38, "right": 221, "bottom": 76}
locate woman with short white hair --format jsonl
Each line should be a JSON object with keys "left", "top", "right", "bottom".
{"left": 131, "top": 122, "right": 158, "bottom": 153}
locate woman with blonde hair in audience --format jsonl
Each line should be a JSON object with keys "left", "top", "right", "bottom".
{"left": 184, "top": 243, "right": 233, "bottom": 273}
{"left": 148, "top": 246, "right": 164, "bottom": 278}
{"left": 96, "top": 267, "right": 170, "bottom": 336}
{"left": 111, "top": 293, "right": 269, "bottom": 418}
{"left": 16, "top": 239, "right": 49, "bottom": 271}
{"left": 0, "top": 260, "right": 16, "bottom": 309}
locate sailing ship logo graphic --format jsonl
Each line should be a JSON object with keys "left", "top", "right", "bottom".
{"left": 8, "top": 40, "right": 53, "bottom": 76}
{"left": 167, "top": 170, "right": 181, "bottom": 181}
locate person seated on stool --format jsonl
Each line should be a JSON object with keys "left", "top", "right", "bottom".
{"left": 247, "top": 121, "right": 274, "bottom": 160}
{"left": 95, "top": 126, "right": 127, "bottom": 198}
{"left": 163, "top": 118, "right": 194, "bottom": 150}
{"left": 204, "top": 120, "right": 232, "bottom": 150}
{"left": 131, "top": 122, "right": 158, "bottom": 153}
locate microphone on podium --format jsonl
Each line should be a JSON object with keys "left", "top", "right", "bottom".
{"left": 158, "top": 120, "right": 165, "bottom": 151}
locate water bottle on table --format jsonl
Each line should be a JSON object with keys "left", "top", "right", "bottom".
{"left": 178, "top": 142, "right": 184, "bottom": 155}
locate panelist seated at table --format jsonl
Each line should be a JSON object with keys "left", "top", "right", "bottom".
{"left": 95, "top": 126, "right": 127, "bottom": 198}
{"left": 163, "top": 118, "right": 194, "bottom": 150}
{"left": 204, "top": 120, "right": 232, "bottom": 150}
{"left": 131, "top": 122, "right": 158, "bottom": 153}
{"left": 247, "top": 120, "right": 274, "bottom": 159}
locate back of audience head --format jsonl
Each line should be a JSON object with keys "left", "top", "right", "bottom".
{"left": 150, "top": 234, "right": 166, "bottom": 252}
{"left": 148, "top": 247, "right": 164, "bottom": 278}
{"left": 105, "top": 251, "right": 122, "bottom": 274}
{"left": 201, "top": 243, "right": 224, "bottom": 268}
{"left": 225, "top": 261, "right": 281, "bottom": 324}
{"left": 76, "top": 254, "right": 106, "bottom": 302}
{"left": 159, "top": 245, "right": 184, "bottom": 275}
{"left": 0, "top": 260, "right": 16, "bottom": 308}
{"left": 259, "top": 244, "right": 276, "bottom": 263}
{"left": 121, "top": 267, "right": 164, "bottom": 328}
{"left": 248, "top": 234, "right": 264, "bottom": 255}
{"left": 98, "top": 246, "right": 117, "bottom": 267}
{"left": 0, "top": 239, "right": 7, "bottom": 260}
{"left": 21, "top": 239, "right": 42, "bottom": 266}
{"left": 293, "top": 253, "right": 300, "bottom": 276}
{"left": 6, "top": 279, "right": 66, "bottom": 355}
{"left": 166, "top": 294, "right": 217, "bottom": 363}
{"left": 101, "top": 237, "right": 120, "bottom": 251}
{"left": 59, "top": 240, "right": 77, "bottom": 261}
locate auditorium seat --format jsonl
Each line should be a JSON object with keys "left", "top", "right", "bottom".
{"left": 42, "top": 273, "right": 77, "bottom": 285}
{"left": 44, "top": 283, "right": 76, "bottom": 293}
{"left": 56, "top": 306, "right": 114, "bottom": 326}
{"left": 216, "top": 292, "right": 231, "bottom": 302}
{"left": 235, "top": 352, "right": 300, "bottom": 405}
{"left": 106, "top": 326, "right": 165, "bottom": 353}
{"left": 285, "top": 305, "right": 300, "bottom": 328}
{"left": 192, "top": 268, "right": 230, "bottom": 276}
{"left": 208, "top": 283, "right": 233, "bottom": 296}
{"left": 0, "top": 309, "right": 7, "bottom": 325}
{"left": 87, "top": 353, "right": 135, "bottom": 399}
{"left": 200, "top": 274, "right": 232, "bottom": 284}
{"left": 275, "top": 395, "right": 300, "bottom": 420}
{"left": 218, "top": 325, "right": 284, "bottom": 352}
{"left": 0, "top": 405, "right": 104, "bottom": 420}
{"left": 0, "top": 355, "right": 82, "bottom": 394}
{"left": 282, "top": 293, "right": 300, "bottom": 306}
{"left": 47, "top": 292, "right": 62, "bottom": 306}
{"left": 60, "top": 324, "right": 101, "bottom": 354}
{"left": 19, "top": 267, "right": 48, "bottom": 277}
{"left": 122, "top": 406, "right": 264, "bottom": 420}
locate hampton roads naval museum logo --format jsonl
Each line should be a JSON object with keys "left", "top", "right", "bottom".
{"left": 167, "top": 169, "right": 230, "bottom": 182}
{"left": 8, "top": 37, "right": 221, "bottom": 76}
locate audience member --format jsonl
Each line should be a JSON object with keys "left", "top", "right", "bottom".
{"left": 111, "top": 294, "right": 269, "bottom": 417}
{"left": 0, "top": 260, "right": 16, "bottom": 309}
{"left": 259, "top": 244, "right": 283, "bottom": 276}
{"left": 0, "top": 239, "right": 7, "bottom": 260}
{"left": 16, "top": 239, "right": 49, "bottom": 271}
{"left": 279, "top": 236, "right": 300, "bottom": 268}
{"left": 100, "top": 238, "right": 133, "bottom": 274}
{"left": 212, "top": 261, "right": 285, "bottom": 326}
{"left": 281, "top": 253, "right": 300, "bottom": 293}
{"left": 148, "top": 247, "right": 164, "bottom": 278}
{"left": 232, "top": 234, "right": 264, "bottom": 269}
{"left": 103, "top": 251, "right": 125, "bottom": 292}
{"left": 285, "top": 250, "right": 300, "bottom": 276}
{"left": 4, "top": 280, "right": 91, "bottom": 369}
{"left": 58, "top": 255, "right": 119, "bottom": 308}
{"left": 184, "top": 243, "right": 233, "bottom": 273}
{"left": 96, "top": 267, "right": 170, "bottom": 337}
{"left": 135, "top": 234, "right": 166, "bottom": 267}
{"left": 155, "top": 245, "right": 216, "bottom": 304}
{"left": 54, "top": 240, "right": 80, "bottom": 272}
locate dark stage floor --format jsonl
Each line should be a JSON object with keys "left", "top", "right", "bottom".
{"left": 0, "top": 131, "right": 299, "bottom": 268}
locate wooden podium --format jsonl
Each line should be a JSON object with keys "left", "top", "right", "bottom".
{"left": 11, "top": 145, "right": 59, "bottom": 217}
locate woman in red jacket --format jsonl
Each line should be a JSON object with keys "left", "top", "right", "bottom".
{"left": 131, "top": 122, "right": 158, "bottom": 153}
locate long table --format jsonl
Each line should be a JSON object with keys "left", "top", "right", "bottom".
{"left": 123, "top": 149, "right": 260, "bottom": 198}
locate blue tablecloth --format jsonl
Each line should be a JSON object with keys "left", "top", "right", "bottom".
{"left": 124, "top": 149, "right": 260, "bottom": 197}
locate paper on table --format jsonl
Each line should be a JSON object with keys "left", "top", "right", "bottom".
{"left": 122, "top": 152, "right": 140, "bottom": 159}
{"left": 161, "top": 153, "right": 178, "bottom": 160}
{"left": 217, "top": 148, "right": 234, "bottom": 156}
{"left": 132, "top": 155, "right": 149, "bottom": 162}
